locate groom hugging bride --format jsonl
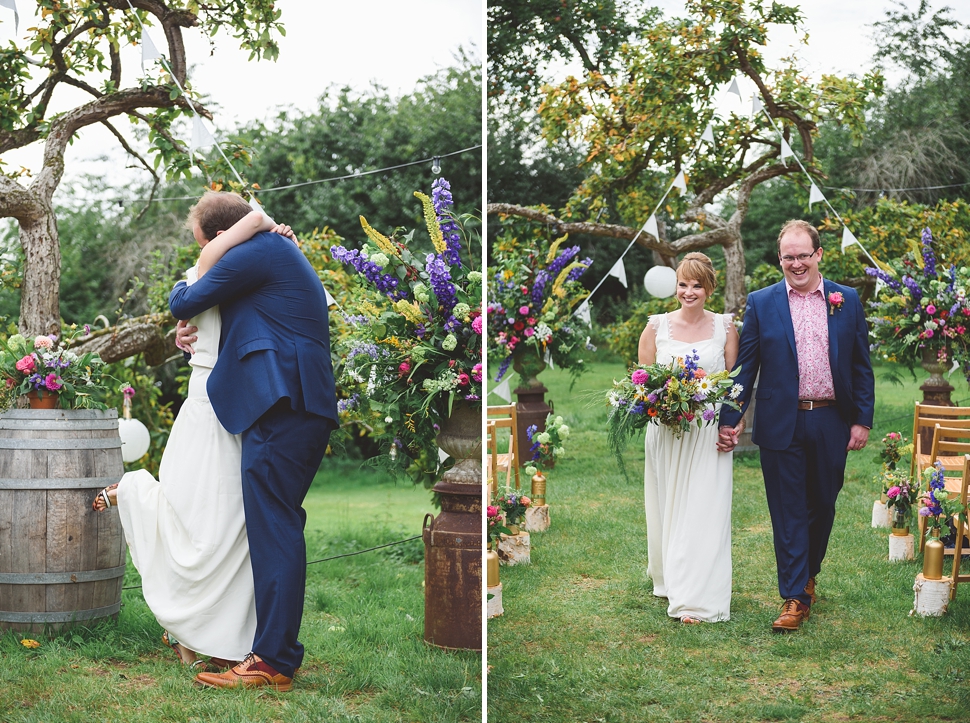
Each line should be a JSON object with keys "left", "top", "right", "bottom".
{"left": 93, "top": 190, "right": 338, "bottom": 689}
{"left": 641, "top": 220, "right": 874, "bottom": 631}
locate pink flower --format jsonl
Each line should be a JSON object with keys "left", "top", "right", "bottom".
{"left": 457, "top": 373, "right": 470, "bottom": 386}
{"left": 15, "top": 355, "right": 35, "bottom": 373}
{"left": 828, "top": 292, "right": 844, "bottom": 315}
{"left": 926, "top": 304, "right": 937, "bottom": 315}
{"left": 631, "top": 369, "right": 649, "bottom": 385}
{"left": 518, "top": 306, "right": 529, "bottom": 315}
{"left": 524, "top": 328, "right": 535, "bottom": 337}
{"left": 886, "top": 485, "right": 901, "bottom": 499}
{"left": 694, "top": 368, "right": 707, "bottom": 379}
{"left": 527, "top": 317, "right": 536, "bottom": 325}
{"left": 44, "top": 373, "right": 62, "bottom": 391}
{"left": 33, "top": 336, "right": 53, "bottom": 350}
{"left": 471, "top": 363, "right": 482, "bottom": 382}
{"left": 487, "top": 505, "right": 499, "bottom": 517}
{"left": 398, "top": 361, "right": 411, "bottom": 375}
{"left": 471, "top": 316, "right": 483, "bottom": 335}
{"left": 520, "top": 496, "right": 531, "bottom": 507}
{"left": 5, "top": 377, "right": 15, "bottom": 388}
{"left": 925, "top": 329, "right": 935, "bottom": 338}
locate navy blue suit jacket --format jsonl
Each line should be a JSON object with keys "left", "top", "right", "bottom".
{"left": 719, "top": 278, "right": 874, "bottom": 451}
{"left": 169, "top": 232, "right": 338, "bottom": 435}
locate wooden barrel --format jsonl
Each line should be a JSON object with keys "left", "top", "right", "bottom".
{"left": 0, "top": 409, "right": 126, "bottom": 633}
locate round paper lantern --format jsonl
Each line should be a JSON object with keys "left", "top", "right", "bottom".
{"left": 118, "top": 417, "right": 151, "bottom": 463}
{"left": 644, "top": 265, "right": 678, "bottom": 298}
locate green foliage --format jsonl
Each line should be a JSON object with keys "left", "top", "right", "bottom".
{"left": 599, "top": 290, "right": 679, "bottom": 363}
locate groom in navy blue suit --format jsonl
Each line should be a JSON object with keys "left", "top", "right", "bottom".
{"left": 719, "top": 219, "right": 874, "bottom": 632}
{"left": 169, "top": 191, "right": 338, "bottom": 688}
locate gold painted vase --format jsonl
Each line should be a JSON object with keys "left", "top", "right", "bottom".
{"left": 506, "top": 524, "right": 520, "bottom": 536}
{"left": 486, "top": 546, "right": 500, "bottom": 588}
{"left": 923, "top": 537, "right": 945, "bottom": 580}
{"left": 890, "top": 508, "right": 909, "bottom": 536}
{"left": 531, "top": 472, "right": 547, "bottom": 506}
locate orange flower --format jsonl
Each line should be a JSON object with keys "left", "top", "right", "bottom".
{"left": 20, "top": 639, "right": 40, "bottom": 649}
{"left": 647, "top": 408, "right": 657, "bottom": 417}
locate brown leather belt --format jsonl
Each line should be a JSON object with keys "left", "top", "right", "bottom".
{"left": 798, "top": 399, "right": 835, "bottom": 410}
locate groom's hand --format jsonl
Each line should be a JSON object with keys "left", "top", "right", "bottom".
{"left": 175, "top": 319, "right": 198, "bottom": 355}
{"left": 846, "top": 424, "right": 870, "bottom": 451}
{"left": 717, "top": 423, "right": 742, "bottom": 452}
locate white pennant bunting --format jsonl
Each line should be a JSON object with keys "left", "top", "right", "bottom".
{"left": 949, "top": 359, "right": 961, "bottom": 377}
{"left": 700, "top": 123, "right": 715, "bottom": 145}
{"left": 608, "top": 258, "right": 628, "bottom": 288}
{"left": 543, "top": 347, "right": 555, "bottom": 369}
{"left": 0, "top": 0, "right": 19, "bottom": 34}
{"left": 779, "top": 138, "right": 793, "bottom": 164}
{"left": 574, "top": 300, "right": 591, "bottom": 326}
{"left": 727, "top": 77, "right": 741, "bottom": 98}
{"left": 324, "top": 286, "right": 336, "bottom": 307}
{"left": 874, "top": 277, "right": 886, "bottom": 297}
{"left": 642, "top": 213, "right": 659, "bottom": 240}
{"left": 141, "top": 28, "right": 162, "bottom": 63}
{"left": 841, "top": 226, "right": 859, "bottom": 253}
{"left": 751, "top": 95, "right": 763, "bottom": 118}
{"left": 438, "top": 448, "right": 449, "bottom": 463}
{"left": 248, "top": 196, "right": 263, "bottom": 214}
{"left": 190, "top": 115, "right": 216, "bottom": 155}
{"left": 491, "top": 377, "right": 512, "bottom": 404}
{"left": 808, "top": 182, "right": 825, "bottom": 208}
{"left": 672, "top": 170, "right": 687, "bottom": 192}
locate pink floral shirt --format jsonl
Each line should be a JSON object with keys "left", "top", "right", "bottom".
{"left": 786, "top": 275, "right": 835, "bottom": 401}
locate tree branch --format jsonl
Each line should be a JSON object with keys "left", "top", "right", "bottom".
{"left": 68, "top": 313, "right": 179, "bottom": 366}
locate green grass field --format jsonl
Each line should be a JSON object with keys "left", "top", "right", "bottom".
{"left": 0, "top": 459, "right": 481, "bottom": 723}
{"left": 487, "top": 363, "right": 970, "bottom": 722}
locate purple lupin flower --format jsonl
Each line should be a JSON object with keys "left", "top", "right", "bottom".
{"left": 901, "top": 275, "right": 923, "bottom": 300}
{"left": 331, "top": 246, "right": 407, "bottom": 300}
{"left": 494, "top": 354, "right": 513, "bottom": 381}
{"left": 567, "top": 258, "right": 593, "bottom": 282}
{"left": 864, "top": 267, "right": 902, "bottom": 292}
{"left": 432, "top": 178, "right": 462, "bottom": 266}
{"left": 921, "top": 227, "right": 937, "bottom": 279}
{"left": 426, "top": 253, "right": 458, "bottom": 310}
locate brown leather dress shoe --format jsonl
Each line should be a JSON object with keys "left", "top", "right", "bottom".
{"left": 805, "top": 576, "right": 816, "bottom": 605}
{"left": 772, "top": 598, "right": 810, "bottom": 632}
{"left": 194, "top": 653, "right": 293, "bottom": 691}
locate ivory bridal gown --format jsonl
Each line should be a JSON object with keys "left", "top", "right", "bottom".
{"left": 643, "top": 312, "right": 734, "bottom": 622}
{"left": 117, "top": 266, "right": 256, "bottom": 660}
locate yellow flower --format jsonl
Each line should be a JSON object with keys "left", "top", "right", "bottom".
{"left": 394, "top": 300, "right": 426, "bottom": 325}
{"left": 551, "top": 262, "right": 589, "bottom": 298}
{"left": 359, "top": 216, "right": 400, "bottom": 257}
{"left": 545, "top": 234, "right": 568, "bottom": 264}
{"left": 413, "top": 192, "right": 446, "bottom": 255}
{"left": 21, "top": 639, "right": 40, "bottom": 649}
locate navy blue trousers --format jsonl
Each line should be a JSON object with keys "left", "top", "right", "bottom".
{"left": 240, "top": 400, "right": 333, "bottom": 678}
{"left": 759, "top": 405, "right": 850, "bottom": 606}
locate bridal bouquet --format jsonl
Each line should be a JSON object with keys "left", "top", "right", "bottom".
{"left": 606, "top": 351, "right": 742, "bottom": 473}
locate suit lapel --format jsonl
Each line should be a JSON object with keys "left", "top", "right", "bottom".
{"left": 824, "top": 280, "right": 840, "bottom": 377}
{"left": 771, "top": 282, "right": 798, "bottom": 360}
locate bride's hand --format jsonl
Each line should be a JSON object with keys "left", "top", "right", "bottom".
{"left": 270, "top": 223, "right": 298, "bottom": 244}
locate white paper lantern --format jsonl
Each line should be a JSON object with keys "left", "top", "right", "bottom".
{"left": 644, "top": 266, "right": 678, "bottom": 298}
{"left": 118, "top": 417, "right": 151, "bottom": 463}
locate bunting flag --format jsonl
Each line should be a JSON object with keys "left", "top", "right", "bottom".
{"left": 700, "top": 123, "right": 715, "bottom": 145}
{"left": 841, "top": 225, "right": 859, "bottom": 253}
{"left": 0, "top": 0, "right": 19, "bottom": 34}
{"left": 751, "top": 95, "right": 763, "bottom": 118}
{"left": 543, "top": 347, "right": 555, "bottom": 369}
{"left": 324, "top": 286, "right": 336, "bottom": 307}
{"left": 248, "top": 196, "right": 263, "bottom": 214}
{"left": 779, "top": 138, "right": 793, "bottom": 164}
{"left": 727, "top": 77, "right": 741, "bottom": 98}
{"left": 141, "top": 28, "right": 162, "bottom": 64}
{"left": 949, "top": 359, "right": 961, "bottom": 377}
{"left": 189, "top": 115, "right": 216, "bottom": 155}
{"left": 574, "top": 300, "right": 591, "bottom": 326}
{"left": 607, "top": 258, "right": 628, "bottom": 288}
{"left": 808, "top": 182, "right": 825, "bottom": 209}
{"left": 875, "top": 277, "right": 886, "bottom": 297}
{"left": 438, "top": 448, "right": 449, "bottom": 463}
{"left": 672, "top": 170, "right": 687, "bottom": 192}
{"left": 491, "top": 376, "right": 513, "bottom": 404}
{"left": 642, "top": 213, "right": 659, "bottom": 239}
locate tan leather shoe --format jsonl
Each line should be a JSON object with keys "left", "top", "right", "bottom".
{"left": 805, "top": 576, "right": 816, "bottom": 605}
{"left": 772, "top": 598, "right": 810, "bottom": 632}
{"left": 194, "top": 653, "right": 292, "bottom": 691}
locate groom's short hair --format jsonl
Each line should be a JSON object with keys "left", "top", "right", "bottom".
{"left": 186, "top": 191, "right": 252, "bottom": 242}
{"left": 776, "top": 219, "right": 821, "bottom": 254}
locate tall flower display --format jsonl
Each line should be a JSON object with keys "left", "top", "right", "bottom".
{"left": 331, "top": 179, "right": 482, "bottom": 487}
{"left": 487, "top": 235, "right": 594, "bottom": 384}
{"left": 866, "top": 227, "right": 970, "bottom": 379}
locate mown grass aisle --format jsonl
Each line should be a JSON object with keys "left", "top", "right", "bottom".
{"left": 488, "top": 363, "right": 970, "bottom": 722}
{"left": 1, "top": 460, "right": 481, "bottom": 723}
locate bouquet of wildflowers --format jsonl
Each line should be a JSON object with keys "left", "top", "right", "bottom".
{"left": 524, "top": 414, "right": 569, "bottom": 476}
{"left": 487, "top": 504, "right": 511, "bottom": 545}
{"left": 918, "top": 462, "right": 969, "bottom": 538}
{"left": 606, "top": 351, "right": 743, "bottom": 474}
{"left": 876, "top": 431, "right": 908, "bottom": 471}
{"left": 0, "top": 327, "right": 111, "bottom": 410}
{"left": 331, "top": 179, "right": 482, "bottom": 488}
{"left": 866, "top": 228, "right": 970, "bottom": 379}
{"left": 487, "top": 234, "right": 594, "bottom": 384}
{"left": 495, "top": 486, "right": 531, "bottom": 528}
{"left": 883, "top": 470, "right": 918, "bottom": 530}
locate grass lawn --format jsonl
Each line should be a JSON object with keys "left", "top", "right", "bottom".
{"left": 0, "top": 459, "right": 481, "bottom": 723}
{"left": 487, "top": 362, "right": 970, "bottom": 722}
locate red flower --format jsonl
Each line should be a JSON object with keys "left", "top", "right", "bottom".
{"left": 457, "top": 373, "right": 470, "bottom": 386}
{"left": 513, "top": 321, "right": 525, "bottom": 331}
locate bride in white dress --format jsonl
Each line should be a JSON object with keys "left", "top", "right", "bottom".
{"left": 93, "top": 208, "right": 293, "bottom": 667}
{"left": 638, "top": 252, "right": 741, "bottom": 624}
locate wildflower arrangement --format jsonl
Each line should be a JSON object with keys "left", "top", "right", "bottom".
{"left": 487, "top": 234, "right": 594, "bottom": 384}
{"left": 605, "top": 351, "right": 743, "bottom": 474}
{"left": 877, "top": 431, "right": 908, "bottom": 471}
{"left": 524, "top": 414, "right": 569, "bottom": 476}
{"left": 918, "top": 461, "right": 969, "bottom": 538}
{"left": 330, "top": 178, "right": 483, "bottom": 488}
{"left": 495, "top": 486, "right": 531, "bottom": 528}
{"left": 866, "top": 227, "right": 970, "bottom": 378}
{"left": 0, "top": 327, "right": 111, "bottom": 410}
{"left": 487, "top": 504, "right": 511, "bottom": 545}
{"left": 883, "top": 470, "right": 919, "bottom": 530}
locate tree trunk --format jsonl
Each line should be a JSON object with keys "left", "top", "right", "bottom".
{"left": 18, "top": 210, "right": 61, "bottom": 337}
{"left": 722, "top": 231, "right": 746, "bottom": 315}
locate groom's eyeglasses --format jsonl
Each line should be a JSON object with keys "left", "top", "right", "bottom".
{"left": 780, "top": 250, "right": 818, "bottom": 264}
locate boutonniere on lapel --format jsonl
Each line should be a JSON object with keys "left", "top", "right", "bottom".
{"left": 828, "top": 292, "right": 844, "bottom": 315}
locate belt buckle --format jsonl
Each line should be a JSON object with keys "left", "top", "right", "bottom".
{"left": 802, "top": 400, "right": 814, "bottom": 410}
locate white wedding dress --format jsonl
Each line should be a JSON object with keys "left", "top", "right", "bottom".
{"left": 643, "top": 312, "right": 733, "bottom": 622}
{"left": 117, "top": 266, "right": 256, "bottom": 660}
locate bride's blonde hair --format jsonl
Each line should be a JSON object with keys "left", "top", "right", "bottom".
{"left": 676, "top": 252, "right": 717, "bottom": 295}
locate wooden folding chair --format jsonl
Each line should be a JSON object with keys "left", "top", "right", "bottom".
{"left": 487, "top": 404, "right": 521, "bottom": 490}
{"left": 911, "top": 403, "right": 970, "bottom": 480}
{"left": 486, "top": 421, "right": 499, "bottom": 497}
{"left": 919, "top": 424, "right": 970, "bottom": 552}
{"left": 948, "top": 454, "right": 970, "bottom": 600}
